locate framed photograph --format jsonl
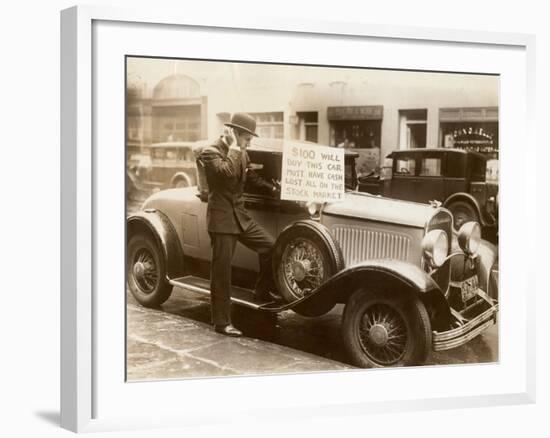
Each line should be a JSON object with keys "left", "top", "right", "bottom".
{"left": 61, "top": 5, "right": 535, "bottom": 433}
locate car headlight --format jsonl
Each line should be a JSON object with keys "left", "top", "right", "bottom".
{"left": 306, "top": 201, "right": 320, "bottom": 216}
{"left": 458, "top": 221, "right": 481, "bottom": 256}
{"left": 422, "top": 229, "right": 448, "bottom": 268}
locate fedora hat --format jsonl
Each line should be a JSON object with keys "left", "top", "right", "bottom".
{"left": 224, "top": 112, "right": 259, "bottom": 137}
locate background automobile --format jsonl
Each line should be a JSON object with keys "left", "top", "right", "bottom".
{"left": 127, "top": 138, "right": 499, "bottom": 369}
{"left": 131, "top": 141, "right": 198, "bottom": 191}
{"left": 358, "top": 148, "right": 498, "bottom": 233}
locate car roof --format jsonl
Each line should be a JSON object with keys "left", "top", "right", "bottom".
{"left": 387, "top": 148, "right": 486, "bottom": 160}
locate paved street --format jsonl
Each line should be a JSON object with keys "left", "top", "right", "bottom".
{"left": 126, "top": 284, "right": 498, "bottom": 381}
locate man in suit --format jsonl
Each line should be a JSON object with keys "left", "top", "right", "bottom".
{"left": 199, "top": 113, "right": 279, "bottom": 337}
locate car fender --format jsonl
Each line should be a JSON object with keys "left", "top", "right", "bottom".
{"left": 169, "top": 172, "right": 193, "bottom": 188}
{"left": 290, "top": 259, "right": 453, "bottom": 331}
{"left": 127, "top": 209, "right": 185, "bottom": 280}
{"left": 450, "top": 238, "right": 498, "bottom": 299}
{"left": 443, "top": 192, "right": 487, "bottom": 225}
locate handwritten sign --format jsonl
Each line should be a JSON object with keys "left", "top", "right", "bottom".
{"left": 281, "top": 143, "right": 345, "bottom": 203}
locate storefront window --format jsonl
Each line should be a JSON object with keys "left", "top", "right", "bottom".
{"left": 152, "top": 105, "right": 202, "bottom": 143}
{"left": 331, "top": 120, "right": 381, "bottom": 148}
{"left": 327, "top": 105, "right": 383, "bottom": 149}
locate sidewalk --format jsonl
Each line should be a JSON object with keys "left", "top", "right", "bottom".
{"left": 126, "top": 291, "right": 353, "bottom": 381}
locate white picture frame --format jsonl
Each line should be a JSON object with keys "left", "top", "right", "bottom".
{"left": 60, "top": 5, "right": 536, "bottom": 433}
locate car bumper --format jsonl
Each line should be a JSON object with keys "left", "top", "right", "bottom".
{"left": 432, "top": 292, "right": 498, "bottom": 351}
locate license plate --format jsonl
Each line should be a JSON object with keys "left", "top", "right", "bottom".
{"left": 460, "top": 275, "right": 479, "bottom": 302}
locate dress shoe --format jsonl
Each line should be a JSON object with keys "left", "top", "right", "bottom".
{"left": 214, "top": 324, "right": 243, "bottom": 337}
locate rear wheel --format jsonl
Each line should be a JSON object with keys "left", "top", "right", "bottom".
{"left": 342, "top": 289, "right": 431, "bottom": 368}
{"left": 127, "top": 233, "right": 173, "bottom": 307}
{"left": 448, "top": 201, "right": 479, "bottom": 231}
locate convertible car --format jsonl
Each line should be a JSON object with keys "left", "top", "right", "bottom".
{"left": 127, "top": 138, "right": 499, "bottom": 368}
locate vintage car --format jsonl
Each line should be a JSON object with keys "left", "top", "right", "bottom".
{"left": 127, "top": 138, "right": 499, "bottom": 368}
{"left": 139, "top": 141, "right": 198, "bottom": 190}
{"left": 358, "top": 148, "right": 498, "bottom": 231}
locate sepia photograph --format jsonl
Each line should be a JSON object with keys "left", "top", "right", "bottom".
{"left": 125, "top": 56, "right": 499, "bottom": 381}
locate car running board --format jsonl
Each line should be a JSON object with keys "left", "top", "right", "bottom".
{"left": 168, "top": 275, "right": 293, "bottom": 312}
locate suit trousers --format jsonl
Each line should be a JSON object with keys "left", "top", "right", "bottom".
{"left": 209, "top": 221, "right": 276, "bottom": 326}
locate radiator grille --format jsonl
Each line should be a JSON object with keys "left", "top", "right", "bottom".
{"left": 331, "top": 226, "right": 411, "bottom": 266}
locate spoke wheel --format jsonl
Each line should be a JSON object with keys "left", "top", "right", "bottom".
{"left": 342, "top": 289, "right": 431, "bottom": 368}
{"left": 281, "top": 237, "right": 326, "bottom": 300}
{"left": 132, "top": 248, "right": 160, "bottom": 294}
{"left": 273, "top": 221, "right": 344, "bottom": 316}
{"left": 127, "top": 233, "right": 173, "bottom": 307}
{"left": 358, "top": 304, "right": 408, "bottom": 366}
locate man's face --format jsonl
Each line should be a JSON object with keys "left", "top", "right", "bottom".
{"left": 235, "top": 131, "right": 253, "bottom": 149}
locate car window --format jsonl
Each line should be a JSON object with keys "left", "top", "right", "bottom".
{"left": 152, "top": 149, "right": 165, "bottom": 159}
{"left": 165, "top": 149, "right": 177, "bottom": 160}
{"left": 419, "top": 158, "right": 442, "bottom": 176}
{"left": 177, "top": 148, "right": 193, "bottom": 161}
{"left": 395, "top": 158, "right": 416, "bottom": 175}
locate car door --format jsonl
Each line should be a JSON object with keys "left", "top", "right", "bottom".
{"left": 413, "top": 153, "right": 446, "bottom": 203}
{"left": 443, "top": 151, "right": 469, "bottom": 198}
{"left": 388, "top": 153, "right": 420, "bottom": 201}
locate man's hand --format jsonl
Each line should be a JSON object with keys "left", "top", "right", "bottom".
{"left": 271, "top": 179, "right": 281, "bottom": 196}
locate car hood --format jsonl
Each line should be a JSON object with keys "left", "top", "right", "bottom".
{"left": 322, "top": 191, "right": 436, "bottom": 228}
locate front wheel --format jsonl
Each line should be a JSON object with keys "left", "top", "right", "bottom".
{"left": 127, "top": 233, "right": 173, "bottom": 307}
{"left": 342, "top": 289, "right": 431, "bottom": 368}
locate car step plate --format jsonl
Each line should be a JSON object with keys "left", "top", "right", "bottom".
{"left": 169, "top": 275, "right": 286, "bottom": 311}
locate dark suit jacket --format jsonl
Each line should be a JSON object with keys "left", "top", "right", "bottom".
{"left": 199, "top": 137, "right": 274, "bottom": 234}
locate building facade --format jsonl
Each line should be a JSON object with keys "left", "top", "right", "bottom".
{"left": 127, "top": 58, "right": 499, "bottom": 177}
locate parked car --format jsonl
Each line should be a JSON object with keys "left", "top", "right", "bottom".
{"left": 138, "top": 141, "right": 198, "bottom": 190}
{"left": 127, "top": 138, "right": 498, "bottom": 368}
{"left": 358, "top": 148, "right": 498, "bottom": 231}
